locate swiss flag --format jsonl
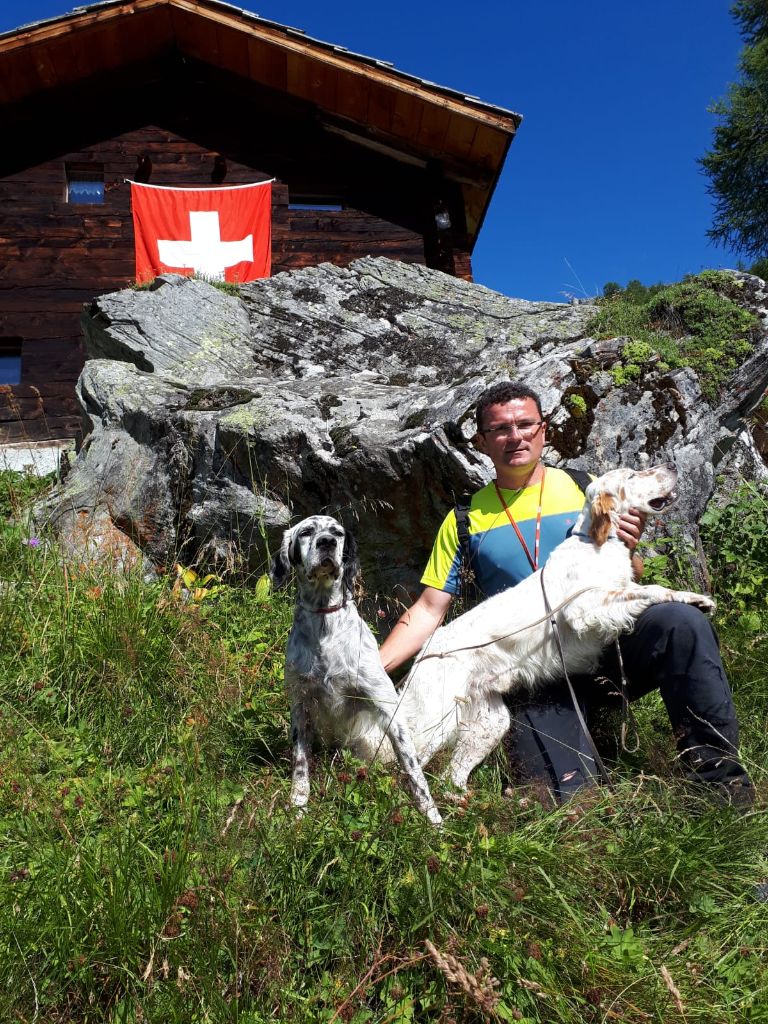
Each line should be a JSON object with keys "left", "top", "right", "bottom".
{"left": 130, "top": 180, "right": 272, "bottom": 285}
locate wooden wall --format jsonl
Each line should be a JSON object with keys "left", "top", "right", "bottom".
{"left": 0, "top": 58, "right": 473, "bottom": 443}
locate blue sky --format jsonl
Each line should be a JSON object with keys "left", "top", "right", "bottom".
{"left": 0, "top": 0, "right": 747, "bottom": 301}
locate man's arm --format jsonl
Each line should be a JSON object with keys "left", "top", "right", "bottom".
{"left": 379, "top": 586, "right": 453, "bottom": 673}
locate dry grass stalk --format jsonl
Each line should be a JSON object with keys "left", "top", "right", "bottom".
{"left": 424, "top": 939, "right": 501, "bottom": 1015}
{"left": 221, "top": 794, "right": 244, "bottom": 835}
{"left": 660, "top": 964, "right": 686, "bottom": 1016}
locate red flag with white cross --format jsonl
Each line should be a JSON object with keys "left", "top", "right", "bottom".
{"left": 130, "top": 180, "right": 272, "bottom": 285}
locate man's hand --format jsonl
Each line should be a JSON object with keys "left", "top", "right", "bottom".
{"left": 616, "top": 507, "right": 647, "bottom": 581}
{"left": 615, "top": 508, "right": 647, "bottom": 552}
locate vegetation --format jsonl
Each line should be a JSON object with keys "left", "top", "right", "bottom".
{"left": 701, "top": 480, "right": 768, "bottom": 633}
{"left": 0, "top": 470, "right": 767, "bottom": 1023}
{"left": 700, "top": 0, "right": 768, "bottom": 260}
{"left": 131, "top": 274, "right": 243, "bottom": 295}
{"left": 589, "top": 270, "right": 759, "bottom": 397}
{"left": 748, "top": 256, "right": 768, "bottom": 281}
{"left": 601, "top": 279, "right": 666, "bottom": 305}
{"left": 566, "top": 394, "right": 587, "bottom": 417}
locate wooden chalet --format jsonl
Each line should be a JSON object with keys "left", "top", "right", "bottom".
{"left": 0, "top": 0, "right": 522, "bottom": 442}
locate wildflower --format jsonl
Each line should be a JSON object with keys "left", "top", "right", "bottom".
{"left": 585, "top": 987, "right": 603, "bottom": 1006}
{"left": 22, "top": 537, "right": 41, "bottom": 548}
{"left": 176, "top": 890, "right": 199, "bottom": 911}
{"left": 475, "top": 903, "right": 489, "bottom": 919}
{"left": 32, "top": 681, "right": 44, "bottom": 691}
{"left": 350, "top": 829, "right": 363, "bottom": 841}
{"left": 162, "top": 914, "right": 181, "bottom": 938}
{"left": 337, "top": 771, "right": 352, "bottom": 784}
{"left": 355, "top": 766, "right": 368, "bottom": 781}
{"left": 86, "top": 586, "right": 102, "bottom": 600}
{"left": 74, "top": 795, "right": 85, "bottom": 809}
{"left": 426, "top": 856, "right": 440, "bottom": 875}
{"left": 390, "top": 809, "right": 404, "bottom": 825}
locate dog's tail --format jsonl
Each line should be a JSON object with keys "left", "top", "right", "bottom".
{"left": 346, "top": 663, "right": 469, "bottom": 769}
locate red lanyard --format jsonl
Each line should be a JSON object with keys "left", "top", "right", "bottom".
{"left": 494, "top": 468, "right": 546, "bottom": 572}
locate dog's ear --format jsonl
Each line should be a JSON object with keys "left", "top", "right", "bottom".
{"left": 341, "top": 526, "right": 361, "bottom": 595}
{"left": 584, "top": 478, "right": 601, "bottom": 505}
{"left": 590, "top": 492, "right": 616, "bottom": 547}
{"left": 270, "top": 527, "right": 295, "bottom": 589}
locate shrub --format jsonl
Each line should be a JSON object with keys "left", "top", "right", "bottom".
{"left": 590, "top": 270, "right": 759, "bottom": 399}
{"left": 700, "top": 480, "right": 768, "bottom": 632}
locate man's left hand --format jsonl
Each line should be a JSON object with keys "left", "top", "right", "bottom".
{"left": 616, "top": 509, "right": 647, "bottom": 552}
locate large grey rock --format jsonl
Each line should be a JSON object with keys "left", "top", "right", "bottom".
{"left": 42, "top": 258, "right": 768, "bottom": 597}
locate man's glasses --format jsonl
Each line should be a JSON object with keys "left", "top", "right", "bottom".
{"left": 479, "top": 420, "right": 544, "bottom": 440}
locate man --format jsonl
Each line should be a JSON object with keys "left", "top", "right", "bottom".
{"left": 379, "top": 381, "right": 753, "bottom": 805}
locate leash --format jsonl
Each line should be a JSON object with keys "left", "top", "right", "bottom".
{"left": 612, "top": 639, "right": 641, "bottom": 754}
{"left": 538, "top": 566, "right": 615, "bottom": 791}
{"left": 414, "top": 585, "right": 601, "bottom": 661}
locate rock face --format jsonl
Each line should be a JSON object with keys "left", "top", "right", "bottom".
{"left": 42, "top": 258, "right": 768, "bottom": 598}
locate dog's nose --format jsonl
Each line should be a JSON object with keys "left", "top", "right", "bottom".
{"left": 316, "top": 535, "right": 337, "bottom": 550}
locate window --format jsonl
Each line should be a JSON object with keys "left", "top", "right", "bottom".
{"left": 288, "top": 197, "right": 343, "bottom": 211}
{"left": 66, "top": 163, "right": 104, "bottom": 204}
{"left": 0, "top": 338, "right": 22, "bottom": 385}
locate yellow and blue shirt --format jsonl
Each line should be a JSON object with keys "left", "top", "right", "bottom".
{"left": 421, "top": 468, "right": 587, "bottom": 598}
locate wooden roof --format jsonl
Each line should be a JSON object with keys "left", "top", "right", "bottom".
{"left": 0, "top": 0, "right": 522, "bottom": 242}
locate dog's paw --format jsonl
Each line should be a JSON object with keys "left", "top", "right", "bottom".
{"left": 290, "top": 797, "right": 308, "bottom": 821}
{"left": 678, "top": 592, "right": 716, "bottom": 615}
{"left": 426, "top": 805, "right": 443, "bottom": 827}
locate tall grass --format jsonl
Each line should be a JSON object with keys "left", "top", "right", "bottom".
{"left": 0, "top": 470, "right": 766, "bottom": 1022}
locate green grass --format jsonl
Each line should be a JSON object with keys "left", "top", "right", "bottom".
{"left": 588, "top": 270, "right": 760, "bottom": 399}
{"left": 0, "top": 472, "right": 767, "bottom": 1023}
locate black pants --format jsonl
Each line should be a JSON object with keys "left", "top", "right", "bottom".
{"left": 504, "top": 603, "right": 752, "bottom": 803}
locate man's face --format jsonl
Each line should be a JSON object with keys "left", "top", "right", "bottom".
{"left": 475, "top": 398, "right": 546, "bottom": 476}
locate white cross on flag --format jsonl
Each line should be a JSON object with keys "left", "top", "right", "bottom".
{"left": 130, "top": 180, "right": 272, "bottom": 285}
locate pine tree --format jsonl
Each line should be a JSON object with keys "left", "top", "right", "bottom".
{"left": 700, "top": 0, "right": 768, "bottom": 259}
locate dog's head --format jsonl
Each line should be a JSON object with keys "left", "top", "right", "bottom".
{"left": 584, "top": 463, "right": 678, "bottom": 546}
{"left": 270, "top": 515, "right": 360, "bottom": 596}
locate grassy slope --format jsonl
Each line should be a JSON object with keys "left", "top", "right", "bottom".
{"left": 0, "top": 466, "right": 766, "bottom": 1024}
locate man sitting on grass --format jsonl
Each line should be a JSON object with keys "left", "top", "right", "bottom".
{"left": 379, "top": 380, "right": 754, "bottom": 806}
